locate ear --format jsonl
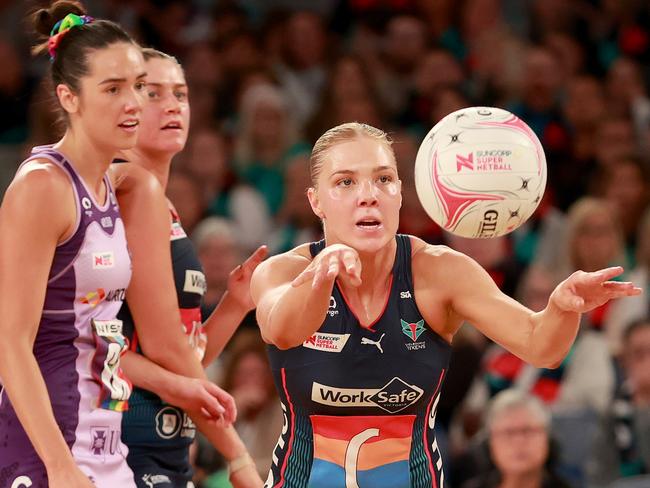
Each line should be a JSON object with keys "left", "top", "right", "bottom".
{"left": 307, "top": 187, "right": 325, "bottom": 220}
{"left": 56, "top": 83, "right": 80, "bottom": 115}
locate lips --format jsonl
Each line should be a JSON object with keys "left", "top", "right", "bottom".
{"left": 118, "top": 119, "right": 138, "bottom": 130}
{"left": 161, "top": 120, "right": 182, "bottom": 130}
{"left": 355, "top": 217, "right": 382, "bottom": 229}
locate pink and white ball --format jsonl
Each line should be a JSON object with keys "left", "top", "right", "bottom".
{"left": 414, "top": 106, "right": 547, "bottom": 238}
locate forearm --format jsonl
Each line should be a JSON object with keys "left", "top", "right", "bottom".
{"left": 0, "top": 343, "right": 76, "bottom": 471}
{"left": 141, "top": 331, "right": 208, "bottom": 380}
{"left": 203, "top": 291, "right": 249, "bottom": 366}
{"left": 262, "top": 280, "right": 333, "bottom": 349}
{"left": 194, "top": 418, "right": 247, "bottom": 461}
{"left": 529, "top": 298, "right": 580, "bottom": 368}
{"left": 121, "top": 350, "right": 180, "bottom": 402}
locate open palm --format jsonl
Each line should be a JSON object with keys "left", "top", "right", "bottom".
{"left": 551, "top": 266, "right": 642, "bottom": 313}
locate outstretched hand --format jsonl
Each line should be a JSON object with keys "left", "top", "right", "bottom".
{"left": 550, "top": 266, "right": 642, "bottom": 313}
{"left": 291, "top": 244, "right": 362, "bottom": 289}
{"left": 227, "top": 245, "right": 269, "bottom": 311}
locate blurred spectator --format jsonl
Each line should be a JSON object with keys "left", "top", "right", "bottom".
{"left": 606, "top": 208, "right": 650, "bottom": 355}
{"left": 273, "top": 11, "right": 327, "bottom": 126}
{"left": 306, "top": 54, "right": 384, "bottom": 144}
{"left": 461, "top": 389, "right": 571, "bottom": 488}
{"left": 166, "top": 169, "right": 206, "bottom": 236}
{"left": 598, "top": 155, "right": 650, "bottom": 257}
{"left": 588, "top": 319, "right": 650, "bottom": 486}
{"left": 0, "top": 37, "right": 35, "bottom": 144}
{"left": 374, "top": 14, "right": 428, "bottom": 118}
{"left": 269, "top": 156, "right": 322, "bottom": 254}
{"left": 183, "top": 127, "right": 272, "bottom": 252}
{"left": 219, "top": 329, "right": 282, "bottom": 478}
{"left": 233, "top": 83, "right": 310, "bottom": 216}
{"left": 193, "top": 217, "right": 241, "bottom": 318}
{"left": 594, "top": 117, "right": 638, "bottom": 169}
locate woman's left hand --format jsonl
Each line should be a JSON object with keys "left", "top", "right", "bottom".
{"left": 227, "top": 245, "right": 269, "bottom": 311}
{"left": 550, "top": 266, "right": 642, "bottom": 313}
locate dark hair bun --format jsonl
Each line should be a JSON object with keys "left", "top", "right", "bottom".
{"left": 33, "top": 1, "right": 86, "bottom": 37}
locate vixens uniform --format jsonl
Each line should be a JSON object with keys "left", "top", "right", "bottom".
{"left": 0, "top": 146, "right": 134, "bottom": 488}
{"left": 265, "top": 235, "right": 451, "bottom": 488}
{"left": 119, "top": 204, "right": 207, "bottom": 488}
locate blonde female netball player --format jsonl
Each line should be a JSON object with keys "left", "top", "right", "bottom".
{"left": 251, "top": 122, "right": 642, "bottom": 488}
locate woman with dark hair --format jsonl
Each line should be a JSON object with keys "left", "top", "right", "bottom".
{"left": 0, "top": 1, "right": 145, "bottom": 486}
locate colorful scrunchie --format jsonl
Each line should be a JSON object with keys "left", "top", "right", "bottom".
{"left": 48, "top": 13, "right": 95, "bottom": 60}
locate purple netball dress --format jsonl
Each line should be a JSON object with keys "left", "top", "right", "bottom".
{"left": 0, "top": 146, "right": 135, "bottom": 488}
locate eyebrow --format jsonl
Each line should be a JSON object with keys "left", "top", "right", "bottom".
{"left": 330, "top": 165, "right": 397, "bottom": 177}
{"left": 146, "top": 82, "right": 188, "bottom": 88}
{"left": 98, "top": 72, "right": 147, "bottom": 85}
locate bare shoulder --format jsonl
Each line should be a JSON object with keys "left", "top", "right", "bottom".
{"left": 2, "top": 160, "right": 75, "bottom": 240}
{"left": 8, "top": 159, "right": 73, "bottom": 207}
{"left": 410, "top": 236, "right": 469, "bottom": 271}
{"left": 109, "top": 163, "right": 161, "bottom": 193}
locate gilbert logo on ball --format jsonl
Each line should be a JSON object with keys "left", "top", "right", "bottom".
{"left": 414, "top": 107, "right": 547, "bottom": 238}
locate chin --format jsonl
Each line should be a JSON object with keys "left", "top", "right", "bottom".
{"left": 345, "top": 231, "right": 393, "bottom": 254}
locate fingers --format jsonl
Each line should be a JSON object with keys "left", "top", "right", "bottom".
{"left": 602, "top": 281, "right": 643, "bottom": 297}
{"left": 200, "top": 387, "right": 226, "bottom": 420}
{"left": 584, "top": 266, "right": 624, "bottom": 284}
{"left": 243, "top": 245, "right": 269, "bottom": 271}
{"left": 341, "top": 251, "right": 362, "bottom": 287}
{"left": 291, "top": 267, "right": 315, "bottom": 287}
{"left": 212, "top": 386, "right": 238, "bottom": 424}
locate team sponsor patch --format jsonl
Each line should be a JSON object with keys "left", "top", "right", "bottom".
{"left": 155, "top": 406, "right": 195, "bottom": 439}
{"left": 92, "top": 251, "right": 115, "bottom": 269}
{"left": 311, "top": 377, "right": 423, "bottom": 413}
{"left": 142, "top": 474, "right": 172, "bottom": 487}
{"left": 303, "top": 332, "right": 350, "bottom": 353}
{"left": 170, "top": 220, "right": 187, "bottom": 241}
{"left": 183, "top": 270, "right": 207, "bottom": 295}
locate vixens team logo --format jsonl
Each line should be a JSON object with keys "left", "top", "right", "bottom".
{"left": 401, "top": 319, "right": 426, "bottom": 351}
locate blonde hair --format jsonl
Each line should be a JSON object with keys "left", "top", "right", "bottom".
{"left": 556, "top": 197, "right": 626, "bottom": 278}
{"left": 310, "top": 122, "right": 393, "bottom": 186}
{"left": 486, "top": 389, "right": 550, "bottom": 432}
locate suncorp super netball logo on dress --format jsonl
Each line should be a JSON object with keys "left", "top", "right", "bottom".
{"left": 311, "top": 377, "right": 423, "bottom": 413}
{"left": 303, "top": 332, "right": 350, "bottom": 353}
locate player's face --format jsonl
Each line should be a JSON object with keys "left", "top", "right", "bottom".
{"left": 310, "top": 136, "right": 402, "bottom": 253}
{"left": 137, "top": 57, "right": 190, "bottom": 156}
{"left": 73, "top": 43, "right": 146, "bottom": 151}
{"left": 489, "top": 406, "right": 549, "bottom": 477}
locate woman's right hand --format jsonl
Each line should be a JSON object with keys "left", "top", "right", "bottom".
{"left": 160, "top": 374, "right": 237, "bottom": 424}
{"left": 291, "top": 244, "right": 362, "bottom": 289}
{"left": 47, "top": 465, "right": 95, "bottom": 487}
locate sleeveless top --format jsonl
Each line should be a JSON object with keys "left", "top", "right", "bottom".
{"left": 120, "top": 205, "right": 207, "bottom": 452}
{"left": 0, "top": 146, "right": 134, "bottom": 488}
{"left": 264, "top": 234, "right": 452, "bottom": 488}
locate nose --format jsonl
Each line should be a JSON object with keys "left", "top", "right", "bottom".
{"left": 357, "top": 179, "right": 378, "bottom": 207}
{"left": 124, "top": 87, "right": 142, "bottom": 114}
{"left": 164, "top": 93, "right": 181, "bottom": 115}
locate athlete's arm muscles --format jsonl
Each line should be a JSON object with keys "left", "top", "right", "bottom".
{"left": 202, "top": 245, "right": 268, "bottom": 366}
{"left": 114, "top": 165, "right": 205, "bottom": 374}
{"left": 251, "top": 247, "right": 330, "bottom": 349}
{"left": 415, "top": 243, "right": 577, "bottom": 368}
{"left": 0, "top": 164, "right": 81, "bottom": 473}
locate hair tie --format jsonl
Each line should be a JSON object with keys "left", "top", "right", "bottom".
{"left": 48, "top": 13, "right": 95, "bottom": 61}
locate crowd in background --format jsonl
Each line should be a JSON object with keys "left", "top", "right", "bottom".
{"left": 2, "top": 0, "right": 650, "bottom": 487}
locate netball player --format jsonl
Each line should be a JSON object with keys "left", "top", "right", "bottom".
{"left": 111, "top": 49, "right": 264, "bottom": 487}
{"left": 0, "top": 2, "right": 145, "bottom": 487}
{"left": 250, "top": 122, "right": 642, "bottom": 488}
